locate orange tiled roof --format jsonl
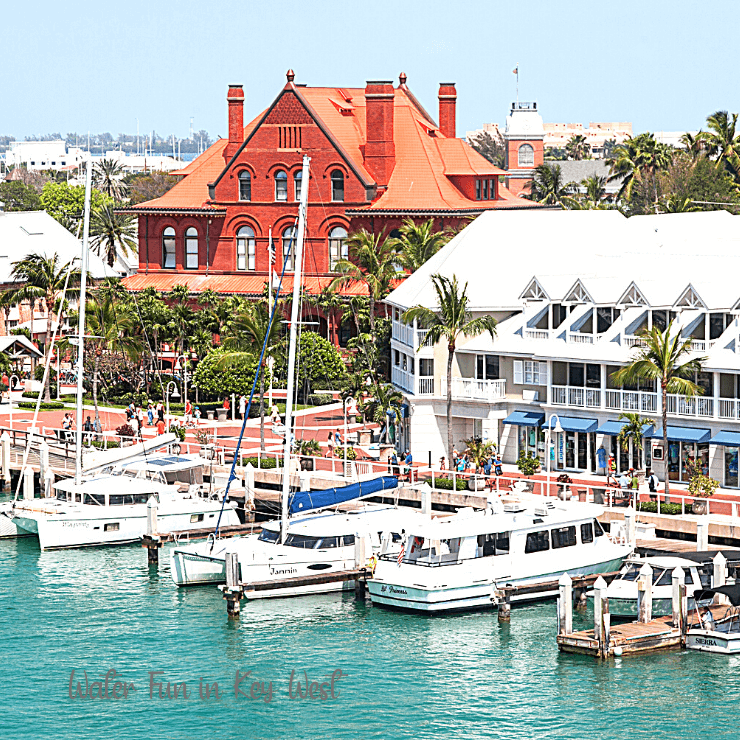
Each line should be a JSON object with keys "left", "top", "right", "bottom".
{"left": 120, "top": 272, "right": 396, "bottom": 297}
{"left": 129, "top": 81, "right": 538, "bottom": 214}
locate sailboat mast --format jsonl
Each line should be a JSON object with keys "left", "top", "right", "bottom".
{"left": 279, "top": 154, "right": 310, "bottom": 543}
{"left": 74, "top": 155, "right": 92, "bottom": 486}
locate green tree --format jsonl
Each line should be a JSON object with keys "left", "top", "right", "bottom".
{"left": 402, "top": 274, "right": 497, "bottom": 461}
{"left": 468, "top": 130, "right": 506, "bottom": 168}
{"left": 566, "top": 134, "right": 590, "bottom": 160}
{"left": 90, "top": 203, "right": 138, "bottom": 267}
{"left": 220, "top": 302, "right": 281, "bottom": 452}
{"left": 607, "top": 133, "right": 673, "bottom": 208}
{"left": 39, "top": 182, "right": 113, "bottom": 233}
{"left": 361, "top": 382, "right": 403, "bottom": 444}
{"left": 582, "top": 175, "right": 607, "bottom": 202}
{"left": 524, "top": 164, "right": 575, "bottom": 205}
{"left": 612, "top": 322, "right": 707, "bottom": 498}
{"left": 192, "top": 347, "right": 261, "bottom": 399}
{"left": 616, "top": 412, "right": 654, "bottom": 470}
{"left": 10, "top": 253, "right": 82, "bottom": 400}
{"left": 700, "top": 110, "right": 740, "bottom": 181}
{"left": 92, "top": 158, "right": 128, "bottom": 200}
{"left": 0, "top": 181, "right": 42, "bottom": 211}
{"left": 127, "top": 171, "right": 179, "bottom": 205}
{"left": 388, "top": 218, "right": 453, "bottom": 273}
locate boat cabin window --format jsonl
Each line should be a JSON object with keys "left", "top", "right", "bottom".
{"left": 477, "top": 532, "right": 510, "bottom": 556}
{"left": 655, "top": 569, "right": 674, "bottom": 587}
{"left": 525, "top": 530, "right": 550, "bottom": 554}
{"left": 56, "top": 490, "right": 67, "bottom": 501}
{"left": 165, "top": 468, "right": 203, "bottom": 486}
{"left": 551, "top": 526, "right": 577, "bottom": 549}
{"left": 135, "top": 470, "right": 166, "bottom": 484}
{"left": 317, "top": 536, "right": 340, "bottom": 549}
{"left": 594, "top": 519, "right": 605, "bottom": 537}
{"left": 581, "top": 522, "right": 594, "bottom": 543}
{"left": 108, "top": 493, "right": 155, "bottom": 505}
{"left": 284, "top": 534, "right": 322, "bottom": 549}
{"left": 342, "top": 534, "right": 355, "bottom": 546}
{"left": 84, "top": 493, "right": 105, "bottom": 505}
{"left": 258, "top": 529, "right": 279, "bottom": 543}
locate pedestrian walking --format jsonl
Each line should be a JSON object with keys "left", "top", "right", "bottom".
{"left": 239, "top": 394, "right": 246, "bottom": 420}
{"left": 327, "top": 431, "right": 334, "bottom": 457}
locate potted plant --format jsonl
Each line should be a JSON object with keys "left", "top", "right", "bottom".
{"left": 516, "top": 452, "right": 540, "bottom": 492}
{"left": 464, "top": 437, "right": 496, "bottom": 491}
{"left": 556, "top": 473, "right": 573, "bottom": 500}
{"left": 688, "top": 473, "right": 718, "bottom": 515}
{"left": 298, "top": 439, "right": 321, "bottom": 471}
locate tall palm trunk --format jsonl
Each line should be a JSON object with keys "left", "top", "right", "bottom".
{"left": 93, "top": 349, "right": 101, "bottom": 426}
{"left": 662, "top": 378, "right": 669, "bottom": 499}
{"left": 43, "top": 298, "right": 53, "bottom": 402}
{"left": 446, "top": 343, "right": 455, "bottom": 463}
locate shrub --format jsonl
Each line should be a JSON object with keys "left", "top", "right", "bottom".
{"left": 298, "top": 439, "right": 321, "bottom": 456}
{"left": 192, "top": 348, "right": 261, "bottom": 399}
{"left": 116, "top": 423, "right": 135, "bottom": 438}
{"left": 517, "top": 452, "right": 540, "bottom": 477}
{"left": 306, "top": 394, "right": 336, "bottom": 406}
{"left": 273, "top": 331, "right": 347, "bottom": 388}
{"left": 637, "top": 502, "right": 684, "bottom": 515}
{"left": 238, "top": 456, "right": 283, "bottom": 469}
{"left": 345, "top": 446, "right": 358, "bottom": 461}
{"left": 17, "top": 401, "right": 64, "bottom": 410}
{"left": 434, "top": 476, "right": 469, "bottom": 491}
{"left": 90, "top": 440, "right": 120, "bottom": 449}
{"left": 169, "top": 424, "right": 186, "bottom": 442}
{"left": 688, "top": 474, "right": 719, "bottom": 498}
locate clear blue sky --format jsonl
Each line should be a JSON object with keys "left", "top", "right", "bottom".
{"left": 3, "top": 0, "right": 736, "bottom": 140}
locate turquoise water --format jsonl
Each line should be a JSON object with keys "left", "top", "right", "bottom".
{"left": 3, "top": 532, "right": 740, "bottom": 740}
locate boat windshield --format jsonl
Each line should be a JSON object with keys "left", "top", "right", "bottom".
{"left": 258, "top": 530, "right": 279, "bottom": 543}
{"left": 619, "top": 565, "right": 686, "bottom": 586}
{"left": 84, "top": 493, "right": 106, "bottom": 506}
{"left": 164, "top": 468, "right": 203, "bottom": 486}
{"left": 283, "top": 534, "right": 354, "bottom": 549}
{"left": 109, "top": 493, "right": 158, "bottom": 505}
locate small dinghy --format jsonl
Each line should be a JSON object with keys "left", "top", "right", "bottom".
{"left": 686, "top": 584, "right": 740, "bottom": 655}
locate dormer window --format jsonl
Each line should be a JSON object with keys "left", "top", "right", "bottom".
{"left": 331, "top": 170, "right": 344, "bottom": 202}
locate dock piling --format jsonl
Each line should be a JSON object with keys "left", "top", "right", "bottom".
{"left": 1, "top": 431, "right": 10, "bottom": 488}
{"left": 637, "top": 563, "right": 653, "bottom": 623}
{"left": 712, "top": 551, "right": 727, "bottom": 588}
{"left": 223, "top": 552, "right": 243, "bottom": 618}
{"left": 142, "top": 495, "right": 162, "bottom": 565}
{"left": 624, "top": 506, "right": 636, "bottom": 547}
{"left": 593, "top": 576, "right": 607, "bottom": 649}
{"left": 696, "top": 520, "right": 709, "bottom": 551}
{"left": 601, "top": 601, "right": 611, "bottom": 660}
{"left": 22, "top": 466, "right": 34, "bottom": 500}
{"left": 672, "top": 567, "right": 684, "bottom": 628}
{"left": 558, "top": 573, "right": 573, "bottom": 635}
{"left": 498, "top": 586, "right": 513, "bottom": 622}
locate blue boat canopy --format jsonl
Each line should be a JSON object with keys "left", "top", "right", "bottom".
{"left": 709, "top": 431, "right": 740, "bottom": 447}
{"left": 654, "top": 426, "right": 711, "bottom": 443}
{"left": 596, "top": 420, "right": 654, "bottom": 437}
{"left": 556, "top": 416, "right": 598, "bottom": 433}
{"left": 288, "top": 476, "right": 398, "bottom": 515}
{"left": 503, "top": 411, "right": 545, "bottom": 427}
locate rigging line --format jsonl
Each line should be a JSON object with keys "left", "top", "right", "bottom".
{"left": 13, "top": 260, "right": 75, "bottom": 500}
{"left": 211, "top": 224, "right": 300, "bottom": 546}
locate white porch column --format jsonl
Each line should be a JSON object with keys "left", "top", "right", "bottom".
{"left": 713, "top": 371, "right": 720, "bottom": 420}
{"left": 600, "top": 363, "right": 606, "bottom": 410}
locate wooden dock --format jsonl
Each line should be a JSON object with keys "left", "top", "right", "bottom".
{"left": 241, "top": 568, "right": 370, "bottom": 594}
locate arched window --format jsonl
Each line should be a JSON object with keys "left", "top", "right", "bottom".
{"left": 282, "top": 225, "right": 296, "bottom": 271}
{"left": 185, "top": 227, "right": 199, "bottom": 269}
{"left": 275, "top": 170, "right": 288, "bottom": 201}
{"left": 238, "top": 171, "right": 251, "bottom": 201}
{"left": 294, "top": 171, "right": 302, "bottom": 201}
{"left": 328, "top": 226, "right": 348, "bottom": 271}
{"left": 162, "top": 227, "right": 176, "bottom": 268}
{"left": 518, "top": 144, "right": 534, "bottom": 167}
{"left": 330, "top": 170, "right": 344, "bottom": 202}
{"left": 236, "top": 226, "right": 256, "bottom": 271}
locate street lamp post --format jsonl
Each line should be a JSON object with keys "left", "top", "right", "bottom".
{"left": 344, "top": 396, "right": 355, "bottom": 478}
{"left": 545, "top": 413, "right": 564, "bottom": 498}
{"left": 174, "top": 354, "right": 188, "bottom": 408}
{"left": 8, "top": 374, "right": 19, "bottom": 431}
{"left": 165, "top": 380, "right": 180, "bottom": 431}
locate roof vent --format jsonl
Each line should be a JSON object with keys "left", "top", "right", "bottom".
{"left": 534, "top": 506, "right": 549, "bottom": 517}
{"left": 503, "top": 503, "right": 526, "bottom": 513}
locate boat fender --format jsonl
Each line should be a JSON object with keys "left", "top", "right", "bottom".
{"left": 368, "top": 555, "right": 378, "bottom": 575}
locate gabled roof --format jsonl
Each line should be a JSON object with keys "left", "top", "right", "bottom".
{"left": 128, "top": 78, "right": 541, "bottom": 216}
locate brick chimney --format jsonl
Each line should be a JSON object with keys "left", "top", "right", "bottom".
{"left": 225, "top": 84, "right": 244, "bottom": 160}
{"left": 364, "top": 81, "right": 395, "bottom": 187}
{"left": 438, "top": 83, "right": 457, "bottom": 138}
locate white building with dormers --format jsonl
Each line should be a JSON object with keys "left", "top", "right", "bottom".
{"left": 386, "top": 209, "right": 740, "bottom": 490}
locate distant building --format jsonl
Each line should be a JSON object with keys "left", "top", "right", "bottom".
{"left": 504, "top": 102, "right": 545, "bottom": 197}
{"left": 4, "top": 141, "right": 86, "bottom": 171}
{"left": 91, "top": 150, "right": 183, "bottom": 174}
{"left": 548, "top": 160, "right": 622, "bottom": 197}
{"left": 543, "top": 122, "right": 632, "bottom": 158}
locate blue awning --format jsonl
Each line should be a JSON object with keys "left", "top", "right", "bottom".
{"left": 556, "top": 416, "right": 598, "bottom": 433}
{"left": 596, "top": 420, "right": 654, "bottom": 437}
{"left": 654, "top": 426, "right": 711, "bottom": 443}
{"left": 709, "top": 431, "right": 740, "bottom": 447}
{"left": 503, "top": 411, "right": 545, "bottom": 427}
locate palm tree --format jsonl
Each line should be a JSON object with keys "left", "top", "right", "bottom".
{"left": 0, "top": 290, "right": 14, "bottom": 338}
{"left": 658, "top": 195, "right": 700, "bottom": 213}
{"left": 220, "top": 302, "right": 281, "bottom": 453}
{"left": 616, "top": 412, "right": 654, "bottom": 470}
{"left": 90, "top": 204, "right": 137, "bottom": 268}
{"left": 402, "top": 274, "right": 497, "bottom": 462}
{"left": 92, "top": 158, "right": 128, "bottom": 200}
{"left": 612, "top": 322, "right": 707, "bottom": 498}
{"left": 700, "top": 111, "right": 740, "bottom": 180}
{"left": 85, "top": 297, "right": 142, "bottom": 426}
{"left": 607, "top": 133, "right": 672, "bottom": 206}
{"left": 362, "top": 382, "right": 403, "bottom": 444}
{"left": 566, "top": 134, "right": 590, "bottom": 160}
{"left": 10, "top": 254, "right": 82, "bottom": 401}
{"left": 680, "top": 131, "right": 706, "bottom": 159}
{"left": 582, "top": 175, "right": 607, "bottom": 202}
{"left": 524, "top": 164, "right": 575, "bottom": 205}
{"left": 388, "top": 218, "right": 453, "bottom": 273}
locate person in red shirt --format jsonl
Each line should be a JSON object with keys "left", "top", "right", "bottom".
{"left": 156, "top": 418, "right": 166, "bottom": 435}
{"left": 223, "top": 396, "right": 230, "bottom": 411}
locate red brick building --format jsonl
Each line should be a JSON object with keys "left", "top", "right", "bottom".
{"left": 122, "top": 71, "right": 540, "bottom": 341}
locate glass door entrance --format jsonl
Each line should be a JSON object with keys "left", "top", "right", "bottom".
{"left": 557, "top": 432, "right": 594, "bottom": 472}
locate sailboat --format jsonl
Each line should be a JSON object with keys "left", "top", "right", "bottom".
{"left": 171, "top": 155, "right": 423, "bottom": 593}
{"left": 9, "top": 156, "right": 240, "bottom": 550}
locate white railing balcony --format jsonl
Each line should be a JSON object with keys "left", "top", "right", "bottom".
{"left": 551, "top": 385, "right": 601, "bottom": 408}
{"left": 392, "top": 320, "right": 414, "bottom": 348}
{"left": 415, "top": 329, "right": 434, "bottom": 349}
{"left": 568, "top": 333, "right": 594, "bottom": 344}
{"left": 686, "top": 339, "right": 716, "bottom": 352}
{"left": 719, "top": 398, "right": 740, "bottom": 420}
{"left": 623, "top": 336, "right": 646, "bottom": 348}
{"left": 525, "top": 329, "right": 549, "bottom": 340}
{"left": 441, "top": 377, "right": 506, "bottom": 402}
{"left": 418, "top": 377, "right": 434, "bottom": 396}
{"left": 666, "top": 393, "right": 714, "bottom": 418}
{"left": 391, "top": 365, "right": 415, "bottom": 394}
{"left": 605, "top": 389, "right": 658, "bottom": 413}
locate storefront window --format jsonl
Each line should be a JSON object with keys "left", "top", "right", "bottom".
{"left": 669, "top": 441, "right": 709, "bottom": 482}
{"left": 726, "top": 448, "right": 739, "bottom": 488}
{"left": 519, "top": 426, "right": 545, "bottom": 467}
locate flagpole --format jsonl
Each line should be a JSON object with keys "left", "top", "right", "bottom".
{"left": 516, "top": 64, "right": 519, "bottom": 106}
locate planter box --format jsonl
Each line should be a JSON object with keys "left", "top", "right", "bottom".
{"left": 207, "top": 410, "right": 215, "bottom": 421}
{"left": 468, "top": 475, "right": 487, "bottom": 491}
{"left": 692, "top": 499, "right": 709, "bottom": 515}
{"left": 358, "top": 429, "right": 372, "bottom": 446}
{"left": 217, "top": 408, "right": 228, "bottom": 422}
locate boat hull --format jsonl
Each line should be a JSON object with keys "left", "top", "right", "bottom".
{"left": 0, "top": 504, "right": 34, "bottom": 538}
{"left": 686, "top": 629, "right": 740, "bottom": 654}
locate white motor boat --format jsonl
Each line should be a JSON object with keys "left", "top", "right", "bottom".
{"left": 368, "top": 496, "right": 631, "bottom": 613}
{"left": 170, "top": 503, "right": 421, "bottom": 597}
{"left": 686, "top": 585, "right": 740, "bottom": 654}
{"left": 593, "top": 555, "right": 710, "bottom": 618}
{"left": 9, "top": 474, "right": 240, "bottom": 550}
